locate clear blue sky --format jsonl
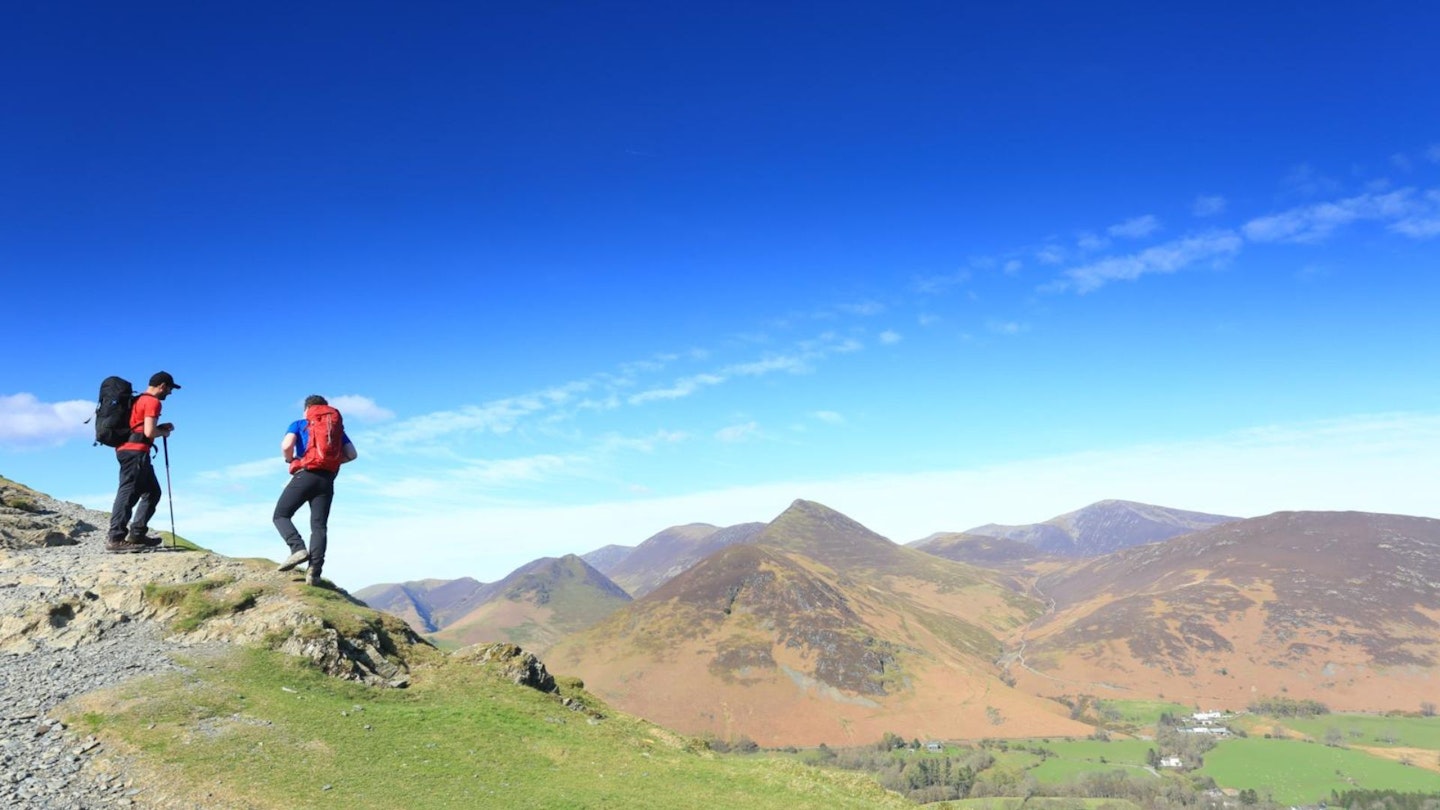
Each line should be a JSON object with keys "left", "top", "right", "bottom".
{"left": 4, "top": 2, "right": 1439, "bottom": 588}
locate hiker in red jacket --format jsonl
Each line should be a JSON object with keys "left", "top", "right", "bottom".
{"left": 106, "top": 371, "right": 179, "bottom": 553}
{"left": 273, "top": 395, "right": 357, "bottom": 585}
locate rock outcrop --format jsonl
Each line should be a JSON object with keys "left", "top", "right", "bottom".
{"left": 0, "top": 475, "right": 571, "bottom": 806}
{"left": 0, "top": 476, "right": 94, "bottom": 549}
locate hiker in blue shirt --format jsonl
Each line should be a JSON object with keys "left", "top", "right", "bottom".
{"left": 273, "top": 395, "right": 357, "bottom": 585}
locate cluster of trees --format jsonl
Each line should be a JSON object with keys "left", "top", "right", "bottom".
{"left": 1330, "top": 789, "right": 1440, "bottom": 810}
{"left": 1249, "top": 696, "right": 1330, "bottom": 717}
{"left": 704, "top": 735, "right": 759, "bottom": 754}
{"left": 810, "top": 740, "right": 993, "bottom": 803}
{"left": 1148, "top": 714, "right": 1221, "bottom": 767}
{"left": 803, "top": 734, "right": 1265, "bottom": 808}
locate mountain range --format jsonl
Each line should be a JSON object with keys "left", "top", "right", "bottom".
{"left": 959, "top": 499, "right": 1240, "bottom": 556}
{"left": 357, "top": 498, "right": 1440, "bottom": 746}
{"left": 1011, "top": 509, "right": 1440, "bottom": 712}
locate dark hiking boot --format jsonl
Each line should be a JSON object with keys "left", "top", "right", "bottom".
{"left": 129, "top": 534, "right": 164, "bottom": 547}
{"left": 106, "top": 539, "right": 148, "bottom": 554}
{"left": 305, "top": 569, "right": 320, "bottom": 586}
{"left": 277, "top": 549, "right": 310, "bottom": 572}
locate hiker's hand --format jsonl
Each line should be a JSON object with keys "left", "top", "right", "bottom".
{"left": 158, "top": 422, "right": 174, "bottom": 436}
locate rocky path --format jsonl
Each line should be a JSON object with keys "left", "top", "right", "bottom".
{"left": 0, "top": 487, "right": 196, "bottom": 808}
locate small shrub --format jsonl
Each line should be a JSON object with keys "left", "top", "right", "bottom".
{"left": 143, "top": 578, "right": 263, "bottom": 632}
{"left": 1, "top": 495, "right": 44, "bottom": 513}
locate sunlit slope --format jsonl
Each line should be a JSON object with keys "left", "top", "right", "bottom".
{"left": 430, "top": 554, "right": 631, "bottom": 654}
{"left": 1015, "top": 511, "right": 1440, "bottom": 712}
{"left": 549, "top": 500, "right": 1089, "bottom": 746}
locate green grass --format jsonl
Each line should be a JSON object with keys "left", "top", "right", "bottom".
{"left": 1, "top": 494, "right": 43, "bottom": 512}
{"left": 63, "top": 646, "right": 912, "bottom": 809}
{"left": 1268, "top": 713, "right": 1440, "bottom": 749}
{"left": 1199, "top": 738, "right": 1440, "bottom": 805}
{"left": 988, "top": 747, "right": 1044, "bottom": 772}
{"left": 1027, "top": 740, "right": 1157, "bottom": 784}
{"left": 158, "top": 531, "right": 205, "bottom": 551}
{"left": 142, "top": 578, "right": 265, "bottom": 632}
{"left": 1094, "top": 699, "right": 1195, "bottom": 728}
{"left": 939, "top": 798, "right": 1142, "bottom": 810}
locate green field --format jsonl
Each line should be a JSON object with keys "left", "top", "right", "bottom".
{"left": 1200, "top": 738, "right": 1440, "bottom": 805}
{"left": 1027, "top": 740, "right": 1158, "bottom": 784}
{"left": 1095, "top": 699, "right": 1198, "bottom": 728}
{"left": 988, "top": 747, "right": 1044, "bottom": 772}
{"left": 65, "top": 647, "right": 910, "bottom": 810}
{"left": 939, "top": 799, "right": 1141, "bottom": 810}
{"left": 1270, "top": 713, "right": 1440, "bottom": 750}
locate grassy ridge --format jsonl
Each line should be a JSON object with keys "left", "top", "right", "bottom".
{"left": 66, "top": 647, "right": 910, "bottom": 809}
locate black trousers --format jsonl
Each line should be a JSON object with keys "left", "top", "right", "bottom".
{"left": 108, "top": 449, "right": 160, "bottom": 541}
{"left": 273, "top": 469, "right": 336, "bottom": 573}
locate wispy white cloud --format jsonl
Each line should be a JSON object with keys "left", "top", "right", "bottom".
{"left": 1108, "top": 214, "right": 1161, "bottom": 239}
{"left": 1393, "top": 218, "right": 1440, "bottom": 238}
{"left": 1003, "top": 259, "right": 1023, "bottom": 275}
{"left": 726, "top": 355, "right": 810, "bottom": 377}
{"left": 715, "top": 421, "right": 759, "bottom": 443}
{"left": 1077, "top": 232, "right": 1108, "bottom": 252}
{"left": 1193, "top": 195, "right": 1227, "bottom": 217}
{"left": 198, "top": 457, "right": 286, "bottom": 483}
{"left": 878, "top": 330, "right": 902, "bottom": 345}
{"left": 376, "top": 394, "right": 556, "bottom": 446}
{"left": 628, "top": 373, "right": 726, "bottom": 405}
{"left": 367, "top": 379, "right": 595, "bottom": 449}
{"left": 1427, "top": 144, "right": 1440, "bottom": 163}
{"left": 1242, "top": 189, "right": 1420, "bottom": 243}
{"left": 596, "top": 429, "right": 689, "bottom": 453}
{"left": 1035, "top": 245, "right": 1066, "bottom": 265}
{"left": 837, "top": 300, "right": 886, "bottom": 316}
{"left": 0, "top": 394, "right": 92, "bottom": 449}
{"left": 630, "top": 334, "right": 860, "bottom": 405}
{"left": 329, "top": 395, "right": 395, "bottom": 423}
{"left": 1391, "top": 189, "right": 1440, "bottom": 238}
{"left": 1048, "top": 231, "right": 1243, "bottom": 294}
{"left": 987, "top": 320, "right": 1029, "bottom": 335}
{"left": 1281, "top": 163, "right": 1341, "bottom": 197}
{"left": 911, "top": 269, "right": 970, "bottom": 294}
{"left": 455, "top": 454, "right": 577, "bottom": 485}
{"left": 812, "top": 410, "right": 845, "bottom": 425}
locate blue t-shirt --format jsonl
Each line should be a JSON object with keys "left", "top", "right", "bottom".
{"left": 287, "top": 418, "right": 353, "bottom": 457}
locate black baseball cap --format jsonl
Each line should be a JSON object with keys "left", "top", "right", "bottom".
{"left": 149, "top": 371, "right": 182, "bottom": 389}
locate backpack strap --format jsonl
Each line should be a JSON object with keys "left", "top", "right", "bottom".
{"left": 129, "top": 392, "right": 158, "bottom": 446}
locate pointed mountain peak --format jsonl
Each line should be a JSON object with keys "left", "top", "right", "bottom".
{"left": 757, "top": 499, "right": 901, "bottom": 568}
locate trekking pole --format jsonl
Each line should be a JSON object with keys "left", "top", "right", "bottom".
{"left": 162, "top": 436, "right": 177, "bottom": 549}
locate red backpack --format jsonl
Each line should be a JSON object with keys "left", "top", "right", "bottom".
{"left": 294, "top": 405, "right": 346, "bottom": 474}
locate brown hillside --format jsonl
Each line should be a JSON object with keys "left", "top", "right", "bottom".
{"left": 1012, "top": 511, "right": 1440, "bottom": 713}
{"left": 912, "top": 532, "right": 1057, "bottom": 570}
{"left": 547, "top": 500, "right": 1089, "bottom": 747}
{"left": 967, "top": 500, "right": 1240, "bottom": 557}
{"left": 354, "top": 576, "right": 483, "bottom": 634}
{"left": 430, "top": 554, "right": 630, "bottom": 655}
{"left": 606, "top": 521, "right": 765, "bottom": 598}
